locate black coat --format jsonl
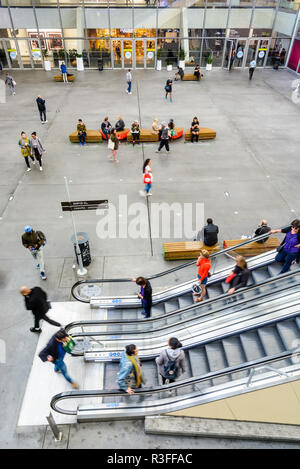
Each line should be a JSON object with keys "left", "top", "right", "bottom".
{"left": 230, "top": 266, "right": 250, "bottom": 291}
{"left": 36, "top": 97, "right": 46, "bottom": 111}
{"left": 142, "top": 280, "right": 152, "bottom": 307}
{"left": 204, "top": 224, "right": 219, "bottom": 246}
{"left": 39, "top": 334, "right": 60, "bottom": 362}
{"left": 24, "top": 287, "right": 49, "bottom": 318}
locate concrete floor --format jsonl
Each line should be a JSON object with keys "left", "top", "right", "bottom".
{"left": 0, "top": 66, "right": 300, "bottom": 449}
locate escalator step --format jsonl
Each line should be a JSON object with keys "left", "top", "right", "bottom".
{"left": 239, "top": 330, "right": 266, "bottom": 362}
{"left": 188, "top": 347, "right": 210, "bottom": 377}
{"left": 206, "top": 284, "right": 224, "bottom": 298}
{"left": 251, "top": 267, "right": 271, "bottom": 284}
{"left": 164, "top": 299, "right": 180, "bottom": 313}
{"left": 178, "top": 294, "right": 194, "bottom": 309}
{"left": 268, "top": 263, "right": 283, "bottom": 278}
{"left": 276, "top": 320, "right": 300, "bottom": 350}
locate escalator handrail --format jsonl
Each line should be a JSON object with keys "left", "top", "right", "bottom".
{"left": 50, "top": 348, "right": 300, "bottom": 415}
{"left": 71, "top": 227, "right": 287, "bottom": 301}
{"left": 66, "top": 268, "right": 300, "bottom": 333}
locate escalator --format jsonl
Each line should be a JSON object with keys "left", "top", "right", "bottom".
{"left": 51, "top": 270, "right": 300, "bottom": 421}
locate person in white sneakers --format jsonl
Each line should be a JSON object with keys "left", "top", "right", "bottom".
{"left": 36, "top": 95, "right": 48, "bottom": 123}
{"left": 21, "top": 225, "right": 47, "bottom": 280}
{"left": 19, "top": 131, "right": 35, "bottom": 172}
{"left": 126, "top": 69, "right": 132, "bottom": 94}
{"left": 142, "top": 158, "right": 152, "bottom": 196}
{"left": 30, "top": 131, "right": 45, "bottom": 171}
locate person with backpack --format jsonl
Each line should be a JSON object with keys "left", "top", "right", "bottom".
{"left": 156, "top": 337, "right": 186, "bottom": 385}
{"left": 21, "top": 225, "right": 47, "bottom": 280}
{"left": 20, "top": 285, "right": 61, "bottom": 333}
{"left": 131, "top": 276, "right": 152, "bottom": 318}
{"left": 194, "top": 249, "right": 211, "bottom": 303}
{"left": 39, "top": 329, "right": 79, "bottom": 388}
{"left": 30, "top": 131, "right": 45, "bottom": 171}
{"left": 5, "top": 72, "right": 16, "bottom": 95}
{"left": 164, "top": 77, "right": 173, "bottom": 102}
{"left": 117, "top": 344, "right": 144, "bottom": 395}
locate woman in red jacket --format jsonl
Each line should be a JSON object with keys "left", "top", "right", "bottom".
{"left": 194, "top": 250, "right": 211, "bottom": 302}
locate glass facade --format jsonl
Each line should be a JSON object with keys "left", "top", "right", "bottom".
{"left": 0, "top": 0, "right": 299, "bottom": 69}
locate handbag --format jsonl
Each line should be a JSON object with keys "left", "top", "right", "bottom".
{"left": 144, "top": 173, "right": 152, "bottom": 184}
{"left": 108, "top": 139, "right": 114, "bottom": 150}
{"left": 225, "top": 273, "right": 236, "bottom": 284}
{"left": 62, "top": 336, "right": 75, "bottom": 354}
{"left": 12, "top": 80, "right": 16, "bottom": 87}
{"left": 276, "top": 244, "right": 284, "bottom": 253}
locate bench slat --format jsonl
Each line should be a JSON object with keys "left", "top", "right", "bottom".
{"left": 163, "top": 241, "right": 219, "bottom": 260}
{"left": 223, "top": 237, "right": 280, "bottom": 256}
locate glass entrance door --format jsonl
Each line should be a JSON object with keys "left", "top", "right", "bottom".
{"left": 235, "top": 39, "right": 247, "bottom": 68}
{"left": 256, "top": 39, "right": 269, "bottom": 67}
{"left": 135, "top": 40, "right": 144, "bottom": 68}
{"left": 223, "top": 39, "right": 233, "bottom": 69}
{"left": 123, "top": 39, "right": 133, "bottom": 68}
{"left": 245, "top": 39, "right": 258, "bottom": 67}
{"left": 146, "top": 39, "right": 155, "bottom": 68}
{"left": 3, "top": 39, "right": 22, "bottom": 68}
{"left": 112, "top": 39, "right": 122, "bottom": 68}
{"left": 0, "top": 40, "right": 10, "bottom": 68}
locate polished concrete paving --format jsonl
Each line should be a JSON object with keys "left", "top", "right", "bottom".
{"left": 0, "top": 66, "right": 300, "bottom": 448}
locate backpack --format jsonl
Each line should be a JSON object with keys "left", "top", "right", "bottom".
{"left": 37, "top": 230, "right": 47, "bottom": 246}
{"left": 164, "top": 350, "right": 178, "bottom": 379}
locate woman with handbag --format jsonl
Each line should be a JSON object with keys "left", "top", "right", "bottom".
{"left": 191, "top": 117, "right": 200, "bottom": 143}
{"left": 19, "top": 132, "right": 35, "bottom": 172}
{"left": 271, "top": 220, "right": 300, "bottom": 273}
{"left": 108, "top": 127, "right": 119, "bottom": 163}
{"left": 194, "top": 250, "right": 211, "bottom": 302}
{"left": 141, "top": 158, "right": 152, "bottom": 197}
{"left": 226, "top": 255, "right": 250, "bottom": 295}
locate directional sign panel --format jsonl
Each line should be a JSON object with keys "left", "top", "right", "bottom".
{"left": 61, "top": 200, "right": 108, "bottom": 211}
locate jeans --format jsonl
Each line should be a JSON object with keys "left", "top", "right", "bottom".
{"left": 39, "top": 110, "right": 47, "bottom": 122}
{"left": 62, "top": 72, "right": 68, "bottom": 83}
{"left": 30, "top": 247, "right": 45, "bottom": 273}
{"left": 142, "top": 299, "right": 151, "bottom": 318}
{"left": 249, "top": 68, "right": 255, "bottom": 80}
{"left": 145, "top": 183, "right": 152, "bottom": 193}
{"left": 102, "top": 129, "right": 109, "bottom": 140}
{"left": 158, "top": 139, "right": 169, "bottom": 152}
{"left": 34, "top": 314, "right": 61, "bottom": 330}
{"left": 275, "top": 249, "right": 298, "bottom": 274}
{"left": 54, "top": 359, "right": 73, "bottom": 383}
{"left": 127, "top": 81, "right": 132, "bottom": 93}
{"left": 78, "top": 132, "right": 86, "bottom": 144}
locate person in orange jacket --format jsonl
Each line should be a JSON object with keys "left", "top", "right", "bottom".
{"left": 194, "top": 250, "right": 211, "bottom": 302}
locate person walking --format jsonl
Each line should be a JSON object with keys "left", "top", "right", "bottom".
{"left": 271, "top": 220, "right": 300, "bottom": 273}
{"left": 30, "top": 132, "right": 45, "bottom": 171}
{"left": 226, "top": 255, "right": 250, "bottom": 295}
{"left": 60, "top": 61, "right": 68, "bottom": 83}
{"left": 19, "top": 131, "right": 35, "bottom": 172}
{"left": 165, "top": 77, "right": 173, "bottom": 102}
{"left": 140, "top": 158, "right": 152, "bottom": 197}
{"left": 190, "top": 117, "right": 200, "bottom": 143}
{"left": 77, "top": 118, "right": 87, "bottom": 146}
{"left": 36, "top": 95, "right": 47, "bottom": 123}
{"left": 22, "top": 225, "right": 47, "bottom": 280}
{"left": 130, "top": 120, "right": 140, "bottom": 146}
{"left": 20, "top": 285, "right": 61, "bottom": 333}
{"left": 5, "top": 72, "right": 16, "bottom": 95}
{"left": 194, "top": 250, "right": 211, "bottom": 302}
{"left": 156, "top": 337, "right": 186, "bottom": 385}
{"left": 155, "top": 122, "right": 170, "bottom": 154}
{"left": 108, "top": 127, "right": 119, "bottom": 163}
{"left": 126, "top": 69, "right": 132, "bottom": 94}
{"left": 101, "top": 116, "right": 112, "bottom": 140}
{"left": 117, "top": 344, "right": 144, "bottom": 395}
{"left": 229, "top": 49, "right": 236, "bottom": 71}
{"left": 131, "top": 276, "right": 152, "bottom": 318}
{"left": 249, "top": 59, "right": 256, "bottom": 80}
{"left": 39, "top": 329, "right": 79, "bottom": 388}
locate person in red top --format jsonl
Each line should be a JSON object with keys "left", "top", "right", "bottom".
{"left": 194, "top": 250, "right": 211, "bottom": 302}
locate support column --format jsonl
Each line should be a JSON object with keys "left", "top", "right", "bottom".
{"left": 180, "top": 7, "right": 189, "bottom": 62}
{"left": 76, "top": 6, "right": 84, "bottom": 54}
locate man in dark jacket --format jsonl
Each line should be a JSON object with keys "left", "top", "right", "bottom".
{"left": 20, "top": 285, "right": 61, "bottom": 332}
{"left": 254, "top": 219, "right": 271, "bottom": 243}
{"left": 132, "top": 276, "right": 152, "bottom": 318}
{"left": 36, "top": 95, "right": 47, "bottom": 123}
{"left": 197, "top": 218, "right": 219, "bottom": 246}
{"left": 39, "top": 329, "right": 79, "bottom": 388}
{"left": 22, "top": 225, "right": 47, "bottom": 280}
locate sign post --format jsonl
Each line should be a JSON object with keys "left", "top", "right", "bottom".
{"left": 64, "top": 177, "right": 87, "bottom": 276}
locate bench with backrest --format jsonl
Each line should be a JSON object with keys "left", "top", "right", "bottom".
{"left": 223, "top": 237, "right": 280, "bottom": 256}
{"left": 69, "top": 130, "right": 102, "bottom": 143}
{"left": 54, "top": 74, "right": 75, "bottom": 82}
{"left": 100, "top": 129, "right": 130, "bottom": 141}
{"left": 127, "top": 127, "right": 184, "bottom": 143}
{"left": 163, "top": 241, "right": 219, "bottom": 260}
{"left": 185, "top": 127, "right": 216, "bottom": 141}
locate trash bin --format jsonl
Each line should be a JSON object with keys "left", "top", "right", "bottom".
{"left": 71, "top": 232, "right": 91, "bottom": 267}
{"left": 98, "top": 59, "right": 103, "bottom": 71}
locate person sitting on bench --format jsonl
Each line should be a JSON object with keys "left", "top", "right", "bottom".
{"left": 254, "top": 219, "right": 271, "bottom": 244}
{"left": 194, "top": 65, "right": 201, "bottom": 81}
{"left": 191, "top": 117, "right": 200, "bottom": 143}
{"left": 175, "top": 66, "right": 184, "bottom": 81}
{"left": 77, "top": 119, "right": 87, "bottom": 146}
{"left": 131, "top": 120, "right": 140, "bottom": 146}
{"left": 196, "top": 218, "right": 219, "bottom": 246}
{"left": 115, "top": 115, "right": 125, "bottom": 132}
{"left": 101, "top": 117, "right": 112, "bottom": 140}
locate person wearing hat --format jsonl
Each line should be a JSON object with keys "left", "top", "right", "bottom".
{"left": 155, "top": 122, "right": 170, "bottom": 154}
{"left": 39, "top": 329, "right": 79, "bottom": 388}
{"left": 22, "top": 226, "right": 47, "bottom": 280}
{"left": 20, "top": 285, "right": 61, "bottom": 333}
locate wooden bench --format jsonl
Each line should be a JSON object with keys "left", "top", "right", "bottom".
{"left": 163, "top": 241, "right": 219, "bottom": 260}
{"left": 185, "top": 127, "right": 216, "bottom": 141}
{"left": 223, "top": 237, "right": 280, "bottom": 256}
{"left": 182, "top": 74, "right": 201, "bottom": 81}
{"left": 54, "top": 74, "right": 75, "bottom": 82}
{"left": 100, "top": 129, "right": 130, "bottom": 141}
{"left": 69, "top": 130, "right": 102, "bottom": 143}
{"left": 127, "top": 127, "right": 184, "bottom": 143}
